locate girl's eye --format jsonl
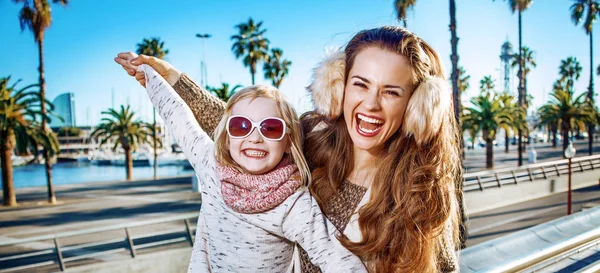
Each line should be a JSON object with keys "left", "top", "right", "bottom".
{"left": 385, "top": 90, "right": 400, "bottom": 97}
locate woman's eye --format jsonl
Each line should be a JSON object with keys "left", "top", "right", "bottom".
{"left": 353, "top": 82, "right": 367, "bottom": 88}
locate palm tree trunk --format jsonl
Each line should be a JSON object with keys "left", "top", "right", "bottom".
{"left": 153, "top": 110, "right": 158, "bottom": 180}
{"left": 125, "top": 147, "right": 133, "bottom": 181}
{"left": 588, "top": 30, "right": 594, "bottom": 155}
{"left": 38, "top": 38, "right": 56, "bottom": 204}
{"left": 250, "top": 64, "right": 256, "bottom": 85}
{"left": 448, "top": 0, "right": 467, "bottom": 248}
{"left": 562, "top": 128, "right": 569, "bottom": 156}
{"left": 517, "top": 10, "right": 524, "bottom": 167}
{"left": 505, "top": 130, "right": 510, "bottom": 153}
{"left": 552, "top": 127, "right": 557, "bottom": 148}
{"left": 486, "top": 139, "right": 494, "bottom": 169}
{"left": 449, "top": 0, "right": 462, "bottom": 154}
{"left": 1, "top": 141, "right": 16, "bottom": 206}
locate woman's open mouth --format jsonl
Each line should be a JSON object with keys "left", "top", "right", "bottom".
{"left": 355, "top": 113, "right": 384, "bottom": 137}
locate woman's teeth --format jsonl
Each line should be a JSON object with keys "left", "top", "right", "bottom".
{"left": 359, "top": 126, "right": 379, "bottom": 133}
{"left": 357, "top": 113, "right": 384, "bottom": 124}
{"left": 357, "top": 113, "right": 384, "bottom": 134}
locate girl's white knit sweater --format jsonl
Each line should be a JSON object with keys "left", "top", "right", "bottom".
{"left": 138, "top": 65, "right": 367, "bottom": 273}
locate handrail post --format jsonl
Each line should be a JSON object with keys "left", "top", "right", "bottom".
{"left": 125, "top": 228, "right": 136, "bottom": 258}
{"left": 184, "top": 219, "right": 195, "bottom": 246}
{"left": 555, "top": 164, "right": 561, "bottom": 177}
{"left": 590, "top": 159, "right": 595, "bottom": 170}
{"left": 511, "top": 170, "right": 518, "bottom": 184}
{"left": 527, "top": 168, "right": 534, "bottom": 182}
{"left": 495, "top": 173, "right": 502, "bottom": 187}
{"left": 476, "top": 176, "right": 484, "bottom": 191}
{"left": 541, "top": 166, "right": 547, "bottom": 179}
{"left": 579, "top": 161, "right": 584, "bottom": 172}
{"left": 54, "top": 237, "right": 66, "bottom": 271}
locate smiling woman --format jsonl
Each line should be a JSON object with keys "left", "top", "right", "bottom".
{"left": 342, "top": 47, "right": 414, "bottom": 152}
{"left": 302, "top": 27, "right": 459, "bottom": 273}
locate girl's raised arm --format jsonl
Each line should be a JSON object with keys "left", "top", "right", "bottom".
{"left": 115, "top": 52, "right": 226, "bottom": 137}
{"left": 138, "top": 64, "right": 219, "bottom": 189}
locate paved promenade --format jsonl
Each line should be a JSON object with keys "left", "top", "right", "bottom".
{"left": 466, "top": 183, "right": 600, "bottom": 247}
{"left": 1, "top": 139, "right": 600, "bottom": 271}
{"left": 0, "top": 176, "right": 200, "bottom": 272}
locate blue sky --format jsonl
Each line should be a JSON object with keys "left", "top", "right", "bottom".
{"left": 1, "top": 0, "right": 598, "bottom": 126}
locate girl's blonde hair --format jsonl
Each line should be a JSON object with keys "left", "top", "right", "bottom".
{"left": 213, "top": 85, "right": 311, "bottom": 185}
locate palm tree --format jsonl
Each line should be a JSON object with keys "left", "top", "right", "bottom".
{"left": 462, "top": 118, "right": 480, "bottom": 151}
{"left": 394, "top": 0, "right": 417, "bottom": 28}
{"left": 494, "top": 0, "right": 534, "bottom": 166}
{"left": 449, "top": 0, "right": 461, "bottom": 128}
{"left": 1, "top": 77, "right": 59, "bottom": 206}
{"left": 538, "top": 87, "right": 595, "bottom": 154}
{"left": 230, "top": 18, "right": 270, "bottom": 85}
{"left": 263, "top": 48, "right": 292, "bottom": 88}
{"left": 498, "top": 92, "right": 519, "bottom": 153}
{"left": 448, "top": 0, "right": 466, "bottom": 245}
{"left": 571, "top": 0, "right": 600, "bottom": 155}
{"left": 457, "top": 66, "right": 471, "bottom": 94}
{"left": 571, "top": 0, "right": 600, "bottom": 98}
{"left": 136, "top": 38, "right": 169, "bottom": 59}
{"left": 559, "top": 57, "right": 583, "bottom": 93}
{"left": 91, "top": 106, "right": 152, "bottom": 181}
{"left": 14, "top": 0, "right": 68, "bottom": 204}
{"left": 463, "top": 95, "right": 512, "bottom": 169}
{"left": 463, "top": 77, "right": 513, "bottom": 168}
{"left": 538, "top": 82, "right": 561, "bottom": 148}
{"left": 454, "top": 66, "right": 470, "bottom": 153}
{"left": 510, "top": 46, "right": 536, "bottom": 107}
{"left": 136, "top": 37, "right": 169, "bottom": 180}
{"left": 479, "top": 76, "right": 495, "bottom": 94}
{"left": 207, "top": 83, "right": 243, "bottom": 102}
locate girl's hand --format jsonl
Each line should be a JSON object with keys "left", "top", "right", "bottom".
{"left": 114, "top": 52, "right": 182, "bottom": 87}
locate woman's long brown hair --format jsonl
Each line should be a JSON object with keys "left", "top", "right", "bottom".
{"left": 303, "top": 27, "right": 461, "bottom": 272}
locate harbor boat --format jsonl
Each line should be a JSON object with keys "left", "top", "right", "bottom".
{"left": 10, "top": 155, "right": 35, "bottom": 167}
{"left": 57, "top": 153, "right": 91, "bottom": 163}
{"left": 88, "top": 149, "right": 114, "bottom": 166}
{"left": 110, "top": 152, "right": 151, "bottom": 167}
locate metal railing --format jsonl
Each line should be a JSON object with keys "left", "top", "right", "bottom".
{"left": 461, "top": 205, "right": 600, "bottom": 272}
{"left": 463, "top": 154, "right": 600, "bottom": 192}
{"left": 0, "top": 212, "right": 198, "bottom": 273}
{"left": 484, "top": 225, "right": 600, "bottom": 273}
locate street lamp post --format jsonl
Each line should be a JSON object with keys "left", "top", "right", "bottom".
{"left": 195, "top": 33, "right": 212, "bottom": 88}
{"left": 564, "top": 141, "right": 576, "bottom": 215}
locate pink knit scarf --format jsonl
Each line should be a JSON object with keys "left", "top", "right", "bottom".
{"left": 217, "top": 157, "right": 303, "bottom": 214}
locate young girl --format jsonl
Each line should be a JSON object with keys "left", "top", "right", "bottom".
{"left": 136, "top": 64, "right": 367, "bottom": 273}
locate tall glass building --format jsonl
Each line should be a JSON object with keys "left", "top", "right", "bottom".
{"left": 50, "top": 93, "right": 76, "bottom": 128}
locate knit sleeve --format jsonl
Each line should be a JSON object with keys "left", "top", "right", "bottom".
{"left": 281, "top": 191, "right": 367, "bottom": 273}
{"left": 139, "top": 65, "right": 218, "bottom": 190}
{"left": 438, "top": 222, "right": 459, "bottom": 273}
{"left": 172, "top": 73, "right": 226, "bottom": 138}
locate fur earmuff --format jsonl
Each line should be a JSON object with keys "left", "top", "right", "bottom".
{"left": 403, "top": 76, "right": 453, "bottom": 145}
{"left": 307, "top": 50, "right": 346, "bottom": 119}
